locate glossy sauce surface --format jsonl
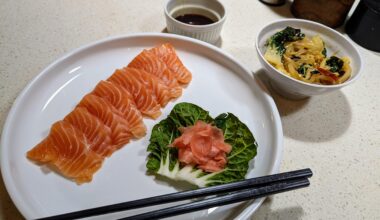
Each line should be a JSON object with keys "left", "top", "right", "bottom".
{"left": 175, "top": 14, "right": 215, "bottom": 25}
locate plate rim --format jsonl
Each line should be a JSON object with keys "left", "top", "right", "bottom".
{"left": 0, "top": 32, "right": 283, "bottom": 219}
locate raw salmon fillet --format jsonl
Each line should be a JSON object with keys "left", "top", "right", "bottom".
{"left": 122, "top": 67, "right": 180, "bottom": 107}
{"left": 128, "top": 50, "right": 182, "bottom": 96}
{"left": 27, "top": 121, "right": 104, "bottom": 184}
{"left": 149, "top": 43, "right": 192, "bottom": 84}
{"left": 108, "top": 69, "right": 162, "bottom": 119}
{"left": 78, "top": 94, "right": 133, "bottom": 149}
{"left": 92, "top": 80, "right": 146, "bottom": 138}
{"left": 64, "top": 107, "right": 115, "bottom": 157}
{"left": 26, "top": 43, "right": 191, "bottom": 184}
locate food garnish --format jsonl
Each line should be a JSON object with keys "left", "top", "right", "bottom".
{"left": 146, "top": 102, "right": 258, "bottom": 187}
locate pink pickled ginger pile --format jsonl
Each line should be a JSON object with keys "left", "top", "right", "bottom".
{"left": 171, "top": 121, "right": 232, "bottom": 172}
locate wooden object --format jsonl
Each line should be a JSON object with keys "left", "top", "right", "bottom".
{"left": 291, "top": 0, "right": 355, "bottom": 28}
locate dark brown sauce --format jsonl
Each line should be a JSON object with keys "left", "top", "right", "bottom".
{"left": 175, "top": 14, "right": 215, "bottom": 25}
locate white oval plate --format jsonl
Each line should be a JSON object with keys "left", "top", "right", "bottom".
{"left": 0, "top": 33, "right": 283, "bottom": 219}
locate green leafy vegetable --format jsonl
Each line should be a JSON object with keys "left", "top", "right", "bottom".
{"left": 322, "top": 47, "right": 327, "bottom": 57}
{"left": 266, "top": 26, "right": 305, "bottom": 56}
{"left": 311, "top": 69, "right": 320, "bottom": 74}
{"left": 146, "top": 102, "right": 258, "bottom": 187}
{"left": 297, "top": 63, "right": 310, "bottom": 76}
{"left": 326, "top": 56, "right": 344, "bottom": 73}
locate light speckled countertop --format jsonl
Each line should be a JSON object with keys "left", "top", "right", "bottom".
{"left": 0, "top": 0, "right": 379, "bottom": 219}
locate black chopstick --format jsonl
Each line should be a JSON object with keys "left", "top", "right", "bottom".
{"left": 119, "top": 178, "right": 310, "bottom": 220}
{"left": 36, "top": 168, "right": 312, "bottom": 220}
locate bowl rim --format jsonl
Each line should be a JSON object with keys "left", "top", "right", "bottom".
{"left": 164, "top": 0, "right": 227, "bottom": 29}
{"left": 255, "top": 18, "right": 363, "bottom": 89}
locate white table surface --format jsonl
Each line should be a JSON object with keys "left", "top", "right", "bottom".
{"left": 0, "top": 0, "right": 379, "bottom": 219}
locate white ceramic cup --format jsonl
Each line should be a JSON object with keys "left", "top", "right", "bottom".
{"left": 165, "top": 0, "right": 226, "bottom": 44}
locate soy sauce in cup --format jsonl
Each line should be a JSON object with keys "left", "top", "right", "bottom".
{"left": 172, "top": 6, "right": 218, "bottom": 26}
{"left": 175, "top": 13, "right": 215, "bottom": 25}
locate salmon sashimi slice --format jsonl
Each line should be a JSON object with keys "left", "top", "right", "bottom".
{"left": 108, "top": 69, "right": 161, "bottom": 119}
{"left": 127, "top": 50, "right": 182, "bottom": 95}
{"left": 92, "top": 80, "right": 146, "bottom": 138}
{"left": 149, "top": 43, "right": 192, "bottom": 84}
{"left": 78, "top": 94, "right": 133, "bottom": 149}
{"left": 122, "top": 67, "right": 178, "bottom": 107}
{"left": 64, "top": 107, "right": 113, "bottom": 157}
{"left": 27, "top": 121, "right": 104, "bottom": 184}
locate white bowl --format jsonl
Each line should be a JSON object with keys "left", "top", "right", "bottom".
{"left": 256, "top": 19, "right": 363, "bottom": 99}
{"left": 165, "top": 0, "right": 226, "bottom": 44}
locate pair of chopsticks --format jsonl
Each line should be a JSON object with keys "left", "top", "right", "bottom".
{"left": 37, "top": 168, "right": 312, "bottom": 220}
